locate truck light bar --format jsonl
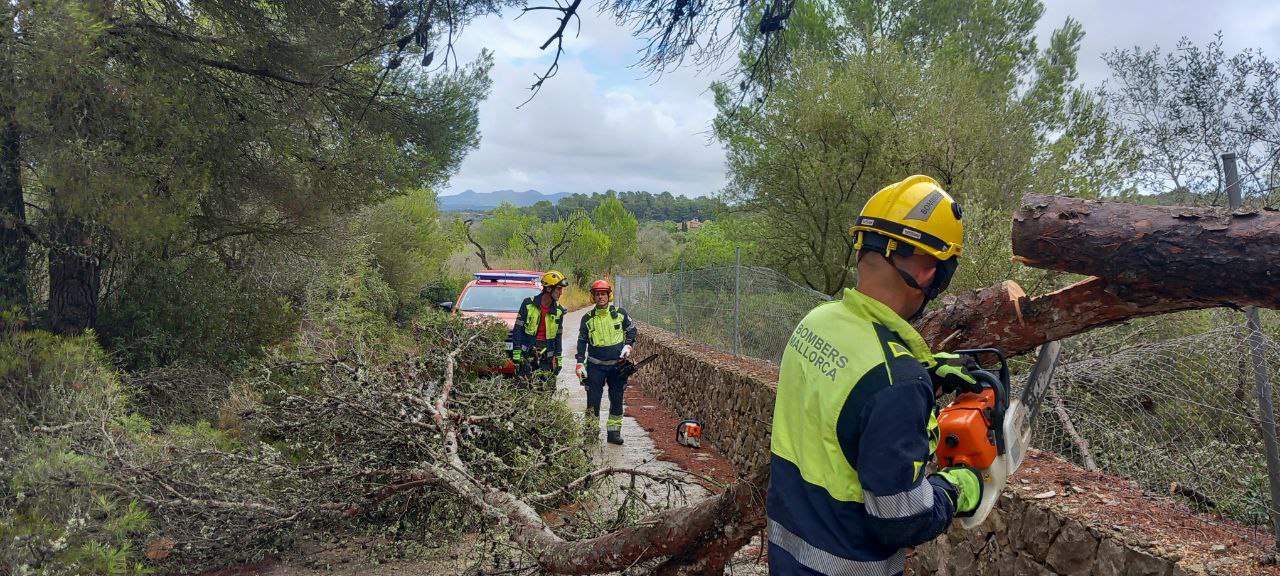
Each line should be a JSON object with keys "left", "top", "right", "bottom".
{"left": 474, "top": 271, "right": 541, "bottom": 283}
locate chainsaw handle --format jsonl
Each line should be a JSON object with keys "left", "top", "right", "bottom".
{"left": 969, "top": 369, "right": 1008, "bottom": 456}
{"left": 954, "top": 348, "right": 1009, "bottom": 386}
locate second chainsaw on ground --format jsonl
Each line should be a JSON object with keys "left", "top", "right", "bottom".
{"left": 675, "top": 419, "right": 703, "bottom": 448}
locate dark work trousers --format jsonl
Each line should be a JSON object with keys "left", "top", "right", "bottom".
{"left": 585, "top": 362, "right": 627, "bottom": 432}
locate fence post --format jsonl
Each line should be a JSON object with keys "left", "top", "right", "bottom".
{"left": 733, "top": 247, "right": 742, "bottom": 356}
{"left": 1224, "top": 152, "right": 1280, "bottom": 548}
{"left": 676, "top": 257, "right": 684, "bottom": 337}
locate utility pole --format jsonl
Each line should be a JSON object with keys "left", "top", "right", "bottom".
{"left": 1223, "top": 152, "right": 1280, "bottom": 549}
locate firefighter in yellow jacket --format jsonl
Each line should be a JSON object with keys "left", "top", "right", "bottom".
{"left": 575, "top": 279, "right": 637, "bottom": 445}
{"left": 768, "top": 176, "right": 983, "bottom": 576}
{"left": 512, "top": 271, "right": 569, "bottom": 379}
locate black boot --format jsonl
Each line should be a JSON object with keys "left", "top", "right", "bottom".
{"left": 606, "top": 430, "right": 623, "bottom": 445}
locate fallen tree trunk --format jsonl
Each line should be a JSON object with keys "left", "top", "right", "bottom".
{"left": 420, "top": 340, "right": 770, "bottom": 576}
{"left": 416, "top": 458, "right": 768, "bottom": 575}
{"left": 916, "top": 277, "right": 1221, "bottom": 355}
{"left": 1012, "top": 194, "right": 1280, "bottom": 309}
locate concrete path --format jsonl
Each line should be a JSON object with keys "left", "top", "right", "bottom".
{"left": 557, "top": 307, "right": 709, "bottom": 504}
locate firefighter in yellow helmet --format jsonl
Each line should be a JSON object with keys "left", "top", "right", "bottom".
{"left": 511, "top": 271, "right": 569, "bottom": 384}
{"left": 767, "top": 175, "right": 983, "bottom": 576}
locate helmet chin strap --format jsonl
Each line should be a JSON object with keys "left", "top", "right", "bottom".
{"left": 856, "top": 231, "right": 957, "bottom": 322}
{"left": 886, "top": 256, "right": 932, "bottom": 322}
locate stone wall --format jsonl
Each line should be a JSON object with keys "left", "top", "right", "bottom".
{"left": 629, "top": 321, "right": 1231, "bottom": 576}
{"left": 914, "top": 493, "right": 1187, "bottom": 576}
{"left": 629, "top": 322, "right": 779, "bottom": 474}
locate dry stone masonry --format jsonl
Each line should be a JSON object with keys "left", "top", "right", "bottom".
{"left": 629, "top": 321, "right": 1270, "bottom": 575}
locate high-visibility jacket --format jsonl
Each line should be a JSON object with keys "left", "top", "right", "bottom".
{"left": 576, "top": 305, "right": 637, "bottom": 364}
{"left": 767, "top": 288, "right": 960, "bottom": 576}
{"left": 512, "top": 294, "right": 566, "bottom": 356}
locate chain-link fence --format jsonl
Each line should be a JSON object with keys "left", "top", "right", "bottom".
{"left": 1027, "top": 324, "right": 1280, "bottom": 548}
{"left": 617, "top": 264, "right": 1280, "bottom": 550}
{"left": 615, "top": 265, "right": 832, "bottom": 363}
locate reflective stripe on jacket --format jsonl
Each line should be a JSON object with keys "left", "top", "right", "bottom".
{"left": 576, "top": 305, "right": 637, "bottom": 363}
{"left": 512, "top": 295, "right": 565, "bottom": 355}
{"left": 767, "top": 288, "right": 960, "bottom": 576}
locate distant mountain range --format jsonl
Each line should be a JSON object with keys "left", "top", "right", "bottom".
{"left": 439, "top": 189, "right": 572, "bottom": 211}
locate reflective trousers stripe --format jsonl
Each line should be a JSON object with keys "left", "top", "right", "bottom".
{"left": 768, "top": 519, "right": 904, "bottom": 576}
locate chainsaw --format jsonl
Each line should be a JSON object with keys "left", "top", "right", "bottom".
{"left": 935, "top": 343, "right": 1061, "bottom": 528}
{"left": 616, "top": 353, "right": 658, "bottom": 379}
{"left": 676, "top": 419, "right": 703, "bottom": 448}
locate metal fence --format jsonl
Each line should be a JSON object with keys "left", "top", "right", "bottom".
{"left": 616, "top": 263, "right": 1280, "bottom": 550}
{"left": 615, "top": 263, "right": 832, "bottom": 363}
{"left": 1033, "top": 324, "right": 1280, "bottom": 549}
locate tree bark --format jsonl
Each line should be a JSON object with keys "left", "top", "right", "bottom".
{"left": 0, "top": 105, "right": 27, "bottom": 317}
{"left": 916, "top": 277, "right": 1220, "bottom": 356}
{"left": 48, "top": 214, "right": 100, "bottom": 334}
{"left": 1012, "top": 193, "right": 1280, "bottom": 309}
{"left": 462, "top": 219, "right": 493, "bottom": 269}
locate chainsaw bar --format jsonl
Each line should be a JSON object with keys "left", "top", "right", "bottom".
{"left": 1004, "top": 341, "right": 1063, "bottom": 474}
{"left": 616, "top": 354, "right": 658, "bottom": 379}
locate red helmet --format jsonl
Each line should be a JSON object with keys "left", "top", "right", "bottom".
{"left": 590, "top": 279, "right": 612, "bottom": 294}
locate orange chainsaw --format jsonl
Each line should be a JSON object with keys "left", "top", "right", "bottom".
{"left": 936, "top": 344, "right": 1062, "bottom": 528}
{"left": 676, "top": 419, "right": 703, "bottom": 448}
{"left": 935, "top": 348, "right": 1011, "bottom": 528}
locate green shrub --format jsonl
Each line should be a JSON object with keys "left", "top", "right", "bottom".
{"left": 0, "top": 327, "right": 152, "bottom": 575}
{"left": 96, "top": 253, "right": 297, "bottom": 373}
{"left": 358, "top": 188, "right": 460, "bottom": 316}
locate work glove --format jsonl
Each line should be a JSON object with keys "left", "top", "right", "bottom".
{"left": 512, "top": 349, "right": 523, "bottom": 362}
{"left": 575, "top": 363, "right": 587, "bottom": 380}
{"left": 551, "top": 355, "right": 560, "bottom": 370}
{"left": 620, "top": 344, "right": 633, "bottom": 359}
{"left": 926, "top": 352, "right": 982, "bottom": 395}
{"left": 934, "top": 465, "right": 984, "bottom": 516}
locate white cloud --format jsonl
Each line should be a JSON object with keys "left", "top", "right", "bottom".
{"left": 506, "top": 168, "right": 531, "bottom": 183}
{"left": 445, "top": 8, "right": 732, "bottom": 197}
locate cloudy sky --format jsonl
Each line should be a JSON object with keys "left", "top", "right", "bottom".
{"left": 443, "top": 0, "right": 1280, "bottom": 198}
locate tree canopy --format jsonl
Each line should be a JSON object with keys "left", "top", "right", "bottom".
{"left": 525, "top": 190, "right": 726, "bottom": 223}
{"left": 2, "top": 1, "right": 489, "bottom": 338}
{"left": 713, "top": 0, "right": 1132, "bottom": 295}
{"left": 1101, "top": 34, "right": 1280, "bottom": 206}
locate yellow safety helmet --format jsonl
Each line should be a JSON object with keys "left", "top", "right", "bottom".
{"left": 541, "top": 270, "right": 569, "bottom": 289}
{"left": 850, "top": 175, "right": 964, "bottom": 261}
